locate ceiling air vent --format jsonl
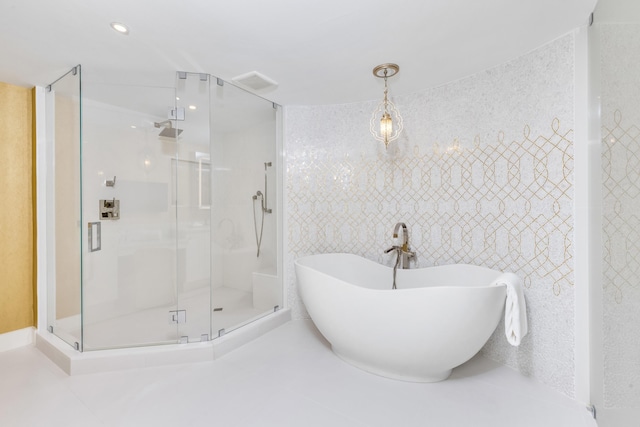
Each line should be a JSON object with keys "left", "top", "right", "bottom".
{"left": 232, "top": 71, "right": 278, "bottom": 91}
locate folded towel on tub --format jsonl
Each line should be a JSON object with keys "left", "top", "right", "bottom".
{"left": 491, "top": 272, "right": 528, "bottom": 346}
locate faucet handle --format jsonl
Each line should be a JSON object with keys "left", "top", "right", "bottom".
{"left": 384, "top": 245, "right": 401, "bottom": 254}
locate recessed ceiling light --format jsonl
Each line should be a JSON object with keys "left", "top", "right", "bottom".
{"left": 188, "top": 105, "right": 197, "bottom": 110}
{"left": 110, "top": 22, "right": 129, "bottom": 35}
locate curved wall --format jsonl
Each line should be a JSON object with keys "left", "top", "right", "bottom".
{"left": 285, "top": 33, "right": 578, "bottom": 397}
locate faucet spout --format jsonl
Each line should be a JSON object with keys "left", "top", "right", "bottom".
{"left": 393, "top": 222, "right": 408, "bottom": 251}
{"left": 389, "top": 222, "right": 415, "bottom": 270}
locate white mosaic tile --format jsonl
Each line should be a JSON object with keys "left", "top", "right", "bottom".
{"left": 285, "top": 34, "right": 576, "bottom": 397}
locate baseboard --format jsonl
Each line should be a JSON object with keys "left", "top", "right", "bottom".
{"left": 0, "top": 327, "right": 36, "bottom": 352}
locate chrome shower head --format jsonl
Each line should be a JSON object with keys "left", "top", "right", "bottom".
{"left": 159, "top": 127, "right": 183, "bottom": 138}
{"left": 154, "top": 120, "right": 183, "bottom": 138}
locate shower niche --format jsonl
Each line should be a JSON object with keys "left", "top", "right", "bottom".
{"left": 45, "top": 67, "right": 283, "bottom": 352}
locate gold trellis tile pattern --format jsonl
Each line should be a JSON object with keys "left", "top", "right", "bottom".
{"left": 287, "top": 118, "right": 574, "bottom": 297}
{"left": 602, "top": 110, "right": 640, "bottom": 303}
{"left": 284, "top": 33, "right": 576, "bottom": 398}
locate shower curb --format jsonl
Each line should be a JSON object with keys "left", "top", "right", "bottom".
{"left": 35, "top": 309, "right": 291, "bottom": 375}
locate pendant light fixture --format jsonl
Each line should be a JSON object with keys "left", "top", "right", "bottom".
{"left": 370, "top": 63, "right": 403, "bottom": 148}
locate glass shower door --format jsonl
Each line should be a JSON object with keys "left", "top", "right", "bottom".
{"left": 210, "top": 77, "right": 281, "bottom": 337}
{"left": 81, "top": 80, "right": 181, "bottom": 350}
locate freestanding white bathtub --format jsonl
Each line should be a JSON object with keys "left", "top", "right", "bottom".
{"left": 295, "top": 253, "right": 507, "bottom": 382}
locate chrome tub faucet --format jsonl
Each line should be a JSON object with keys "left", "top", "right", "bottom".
{"left": 384, "top": 222, "right": 416, "bottom": 289}
{"left": 392, "top": 222, "right": 415, "bottom": 269}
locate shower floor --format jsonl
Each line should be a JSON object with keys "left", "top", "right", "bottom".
{"left": 82, "top": 286, "right": 268, "bottom": 350}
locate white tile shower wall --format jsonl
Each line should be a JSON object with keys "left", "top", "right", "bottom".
{"left": 600, "top": 23, "right": 640, "bottom": 409}
{"left": 212, "top": 123, "right": 277, "bottom": 292}
{"left": 81, "top": 98, "right": 178, "bottom": 321}
{"left": 285, "top": 33, "right": 577, "bottom": 397}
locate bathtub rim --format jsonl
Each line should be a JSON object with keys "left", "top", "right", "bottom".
{"left": 294, "top": 252, "right": 508, "bottom": 292}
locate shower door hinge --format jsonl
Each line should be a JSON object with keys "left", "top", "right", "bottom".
{"left": 586, "top": 404, "right": 596, "bottom": 419}
{"left": 169, "top": 107, "right": 185, "bottom": 121}
{"left": 169, "top": 310, "right": 186, "bottom": 324}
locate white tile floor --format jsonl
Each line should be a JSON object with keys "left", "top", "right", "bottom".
{"left": 0, "top": 320, "right": 597, "bottom": 427}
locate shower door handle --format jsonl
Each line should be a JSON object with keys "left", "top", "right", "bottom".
{"left": 88, "top": 222, "right": 101, "bottom": 252}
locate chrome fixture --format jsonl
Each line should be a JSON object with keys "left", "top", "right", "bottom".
{"left": 262, "top": 162, "right": 273, "bottom": 214}
{"left": 87, "top": 222, "right": 101, "bottom": 253}
{"left": 168, "top": 309, "right": 186, "bottom": 324}
{"left": 252, "top": 162, "right": 273, "bottom": 257}
{"left": 384, "top": 245, "right": 402, "bottom": 290}
{"left": 105, "top": 175, "right": 116, "bottom": 187}
{"left": 154, "top": 119, "right": 183, "bottom": 138}
{"left": 393, "top": 222, "right": 415, "bottom": 269}
{"left": 370, "top": 63, "right": 403, "bottom": 149}
{"left": 384, "top": 222, "right": 416, "bottom": 289}
{"left": 99, "top": 198, "right": 120, "bottom": 220}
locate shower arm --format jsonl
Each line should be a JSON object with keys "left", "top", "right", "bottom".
{"left": 154, "top": 120, "right": 174, "bottom": 129}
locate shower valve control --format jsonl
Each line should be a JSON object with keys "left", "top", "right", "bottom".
{"left": 99, "top": 198, "right": 120, "bottom": 220}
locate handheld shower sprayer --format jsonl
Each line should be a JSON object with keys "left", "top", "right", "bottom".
{"left": 252, "top": 162, "right": 273, "bottom": 257}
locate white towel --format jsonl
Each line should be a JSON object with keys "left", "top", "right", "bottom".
{"left": 491, "top": 272, "right": 528, "bottom": 346}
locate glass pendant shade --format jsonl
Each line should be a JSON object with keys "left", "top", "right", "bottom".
{"left": 380, "top": 112, "right": 393, "bottom": 142}
{"left": 370, "top": 63, "right": 403, "bottom": 149}
{"left": 370, "top": 98, "right": 403, "bottom": 148}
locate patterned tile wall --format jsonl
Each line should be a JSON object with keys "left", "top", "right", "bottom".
{"left": 600, "top": 23, "right": 640, "bottom": 409}
{"left": 285, "top": 34, "right": 576, "bottom": 397}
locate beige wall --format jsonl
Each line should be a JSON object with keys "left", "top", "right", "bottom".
{"left": 0, "top": 82, "right": 35, "bottom": 334}
{"left": 54, "top": 92, "right": 81, "bottom": 319}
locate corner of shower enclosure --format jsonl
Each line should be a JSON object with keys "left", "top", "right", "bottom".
{"left": 44, "top": 65, "right": 83, "bottom": 351}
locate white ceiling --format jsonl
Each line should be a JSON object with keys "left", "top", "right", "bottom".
{"left": 0, "top": 0, "right": 597, "bottom": 106}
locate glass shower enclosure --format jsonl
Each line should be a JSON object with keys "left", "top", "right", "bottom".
{"left": 590, "top": 0, "right": 640, "bottom": 424}
{"left": 45, "top": 67, "right": 282, "bottom": 351}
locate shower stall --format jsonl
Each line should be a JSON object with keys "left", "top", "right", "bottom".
{"left": 44, "top": 67, "right": 282, "bottom": 352}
